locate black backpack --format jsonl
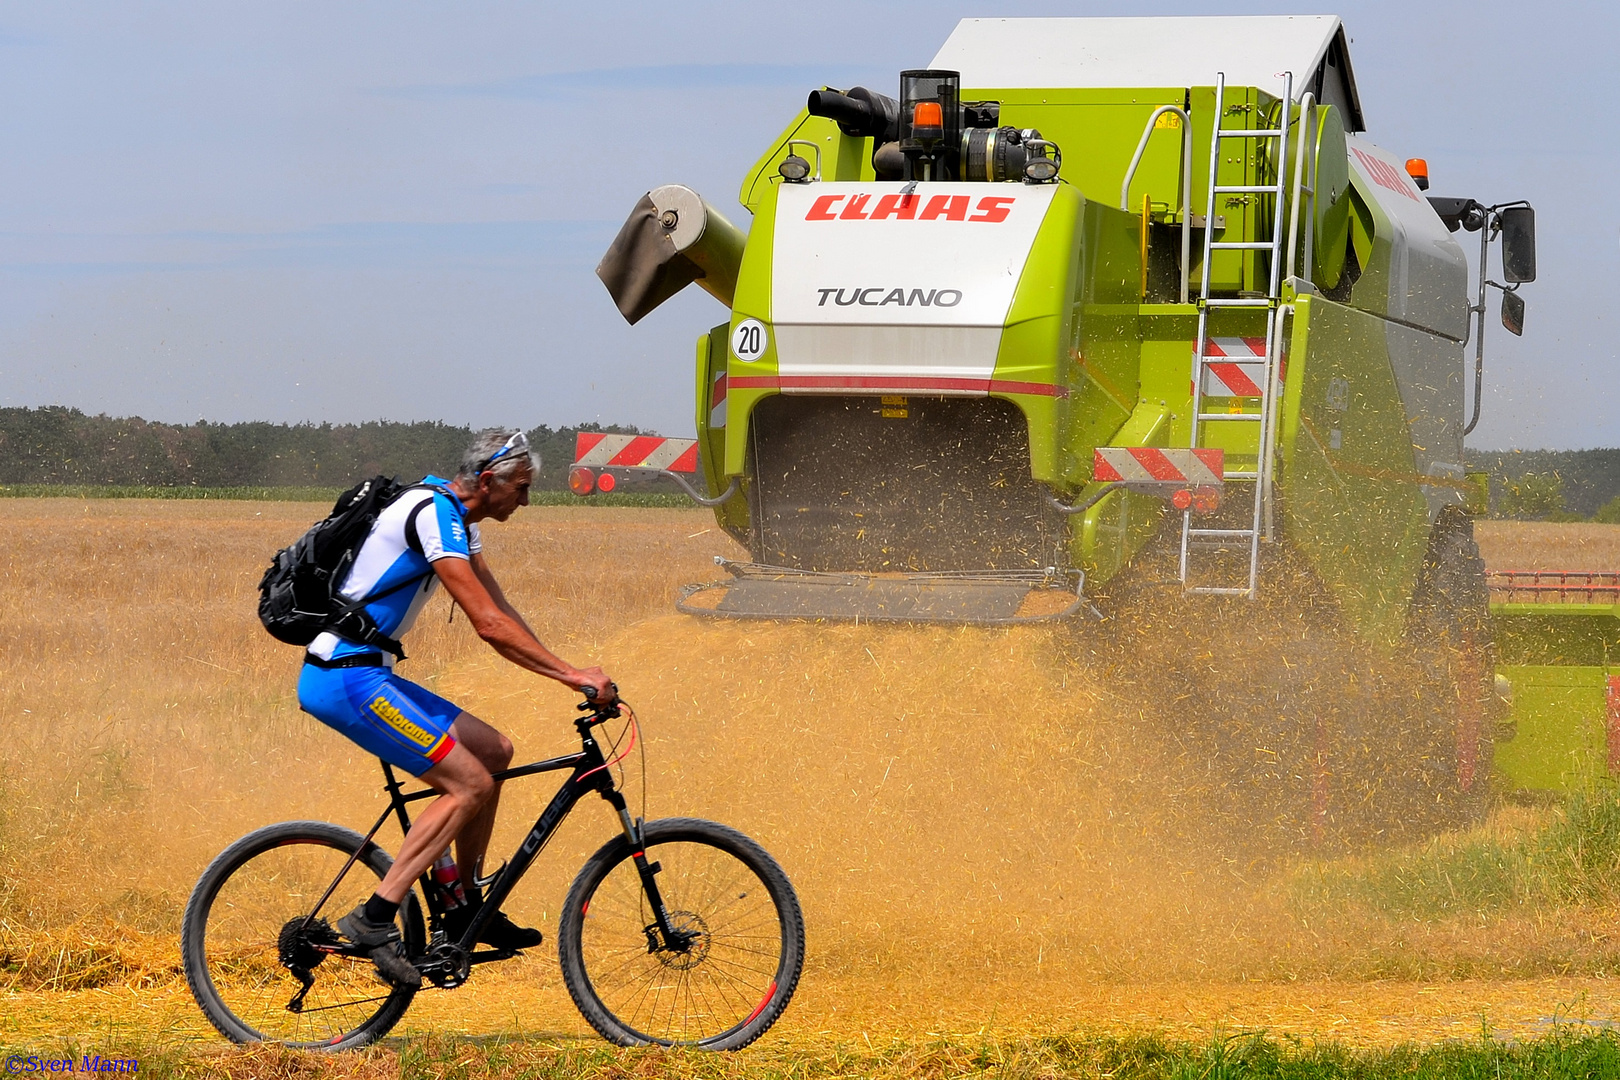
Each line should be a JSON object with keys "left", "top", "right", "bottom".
{"left": 257, "top": 476, "right": 447, "bottom": 658}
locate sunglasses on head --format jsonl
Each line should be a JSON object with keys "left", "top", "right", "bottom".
{"left": 475, "top": 431, "right": 530, "bottom": 476}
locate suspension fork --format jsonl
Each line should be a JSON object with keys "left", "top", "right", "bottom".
{"left": 599, "top": 787, "right": 688, "bottom": 950}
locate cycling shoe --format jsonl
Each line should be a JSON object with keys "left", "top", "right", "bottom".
{"left": 338, "top": 905, "right": 422, "bottom": 990}
{"left": 444, "top": 904, "right": 543, "bottom": 951}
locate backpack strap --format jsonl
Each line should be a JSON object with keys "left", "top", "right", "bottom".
{"left": 402, "top": 483, "right": 463, "bottom": 558}
{"left": 325, "top": 483, "right": 466, "bottom": 661}
{"left": 405, "top": 499, "right": 429, "bottom": 557}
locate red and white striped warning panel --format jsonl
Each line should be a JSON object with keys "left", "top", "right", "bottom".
{"left": 574, "top": 433, "right": 698, "bottom": 473}
{"left": 709, "top": 370, "right": 727, "bottom": 429}
{"left": 1198, "top": 336, "right": 1269, "bottom": 397}
{"left": 1094, "top": 447, "right": 1224, "bottom": 486}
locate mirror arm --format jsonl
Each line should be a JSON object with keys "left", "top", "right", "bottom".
{"left": 1462, "top": 200, "right": 1531, "bottom": 438}
{"left": 1463, "top": 211, "right": 1492, "bottom": 436}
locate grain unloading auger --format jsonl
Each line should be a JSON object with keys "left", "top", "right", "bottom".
{"left": 584, "top": 16, "right": 1537, "bottom": 639}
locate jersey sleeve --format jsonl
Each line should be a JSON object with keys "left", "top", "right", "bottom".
{"left": 415, "top": 491, "right": 473, "bottom": 562}
{"left": 467, "top": 522, "right": 482, "bottom": 556}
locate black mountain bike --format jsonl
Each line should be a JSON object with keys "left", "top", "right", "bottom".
{"left": 180, "top": 692, "right": 804, "bottom": 1051}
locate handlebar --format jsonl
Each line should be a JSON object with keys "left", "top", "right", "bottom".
{"left": 577, "top": 682, "right": 622, "bottom": 722}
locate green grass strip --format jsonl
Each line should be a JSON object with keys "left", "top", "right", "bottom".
{"left": 0, "top": 484, "right": 694, "bottom": 507}
{"left": 1291, "top": 791, "right": 1620, "bottom": 921}
{"left": 7, "top": 1029, "right": 1619, "bottom": 1079}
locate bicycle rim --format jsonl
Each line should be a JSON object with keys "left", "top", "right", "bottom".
{"left": 183, "top": 822, "right": 418, "bottom": 1048}
{"left": 561, "top": 819, "right": 803, "bottom": 1048}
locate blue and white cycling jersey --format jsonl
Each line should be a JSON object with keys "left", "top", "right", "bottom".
{"left": 307, "top": 474, "right": 481, "bottom": 664}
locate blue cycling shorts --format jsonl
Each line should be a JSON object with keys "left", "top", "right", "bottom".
{"left": 298, "top": 663, "right": 460, "bottom": 776}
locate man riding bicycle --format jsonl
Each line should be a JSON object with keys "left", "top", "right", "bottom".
{"left": 297, "top": 428, "right": 615, "bottom": 988}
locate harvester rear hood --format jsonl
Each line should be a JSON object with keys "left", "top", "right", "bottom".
{"left": 769, "top": 182, "right": 1057, "bottom": 393}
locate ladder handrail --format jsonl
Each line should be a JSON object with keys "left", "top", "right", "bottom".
{"left": 1283, "top": 92, "right": 1319, "bottom": 284}
{"left": 1252, "top": 83, "right": 1294, "bottom": 552}
{"left": 1269, "top": 91, "right": 1317, "bottom": 540}
{"left": 1119, "top": 104, "right": 1193, "bottom": 305}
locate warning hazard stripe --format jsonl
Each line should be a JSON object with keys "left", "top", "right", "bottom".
{"left": 574, "top": 433, "right": 699, "bottom": 473}
{"left": 1093, "top": 447, "right": 1224, "bottom": 485}
{"left": 727, "top": 375, "right": 1068, "bottom": 398}
{"left": 1198, "top": 337, "right": 1269, "bottom": 397}
{"left": 709, "top": 371, "right": 727, "bottom": 429}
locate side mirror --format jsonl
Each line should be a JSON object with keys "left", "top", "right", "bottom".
{"left": 1501, "top": 290, "right": 1525, "bottom": 336}
{"left": 1498, "top": 206, "right": 1536, "bottom": 283}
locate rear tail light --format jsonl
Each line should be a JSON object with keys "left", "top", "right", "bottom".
{"left": 568, "top": 466, "right": 596, "bottom": 496}
{"left": 596, "top": 471, "right": 617, "bottom": 493}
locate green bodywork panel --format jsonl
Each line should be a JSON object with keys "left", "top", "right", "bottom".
{"left": 740, "top": 112, "right": 876, "bottom": 210}
{"left": 721, "top": 178, "right": 779, "bottom": 478}
{"left": 1491, "top": 605, "right": 1620, "bottom": 794}
{"left": 693, "top": 323, "right": 750, "bottom": 541}
{"left": 1276, "top": 294, "right": 1437, "bottom": 647}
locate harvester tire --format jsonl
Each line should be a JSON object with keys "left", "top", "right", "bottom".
{"left": 1405, "top": 511, "right": 1498, "bottom": 826}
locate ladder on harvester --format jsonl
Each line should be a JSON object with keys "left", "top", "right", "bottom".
{"left": 1179, "top": 71, "right": 1293, "bottom": 598}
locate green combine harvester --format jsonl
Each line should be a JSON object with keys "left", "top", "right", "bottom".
{"left": 581, "top": 16, "right": 1617, "bottom": 812}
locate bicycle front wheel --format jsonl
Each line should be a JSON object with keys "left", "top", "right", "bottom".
{"left": 558, "top": 817, "right": 804, "bottom": 1050}
{"left": 181, "top": 820, "right": 424, "bottom": 1050}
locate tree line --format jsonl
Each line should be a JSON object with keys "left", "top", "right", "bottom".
{"left": 1465, "top": 448, "right": 1620, "bottom": 522}
{"left": 0, "top": 408, "right": 1614, "bottom": 519}
{"left": 0, "top": 407, "right": 661, "bottom": 491}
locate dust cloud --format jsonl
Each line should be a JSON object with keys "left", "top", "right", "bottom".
{"left": 3, "top": 501, "right": 1619, "bottom": 996}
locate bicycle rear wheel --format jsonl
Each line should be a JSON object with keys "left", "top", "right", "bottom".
{"left": 181, "top": 820, "right": 424, "bottom": 1049}
{"left": 558, "top": 817, "right": 804, "bottom": 1050}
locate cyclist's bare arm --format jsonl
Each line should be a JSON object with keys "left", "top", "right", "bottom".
{"left": 469, "top": 552, "right": 537, "bottom": 637}
{"left": 433, "top": 556, "right": 613, "bottom": 699}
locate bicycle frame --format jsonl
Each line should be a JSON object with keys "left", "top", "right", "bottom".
{"left": 308, "top": 709, "right": 686, "bottom": 965}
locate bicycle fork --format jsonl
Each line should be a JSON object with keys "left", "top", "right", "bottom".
{"left": 602, "top": 790, "right": 693, "bottom": 954}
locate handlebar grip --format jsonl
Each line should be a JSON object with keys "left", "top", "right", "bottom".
{"left": 581, "top": 682, "right": 619, "bottom": 702}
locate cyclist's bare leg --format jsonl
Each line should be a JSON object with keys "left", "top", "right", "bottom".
{"left": 372, "top": 742, "right": 493, "bottom": 904}
{"left": 446, "top": 711, "right": 514, "bottom": 883}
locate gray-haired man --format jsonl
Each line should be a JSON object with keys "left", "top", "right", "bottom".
{"left": 298, "top": 428, "right": 615, "bottom": 987}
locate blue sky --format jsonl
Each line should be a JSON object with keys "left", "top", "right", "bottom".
{"left": 0, "top": 1, "right": 1613, "bottom": 449}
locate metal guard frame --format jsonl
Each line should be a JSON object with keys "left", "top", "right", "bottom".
{"left": 675, "top": 560, "right": 1094, "bottom": 625}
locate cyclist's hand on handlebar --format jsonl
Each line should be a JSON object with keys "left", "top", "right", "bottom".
{"left": 570, "top": 667, "right": 617, "bottom": 704}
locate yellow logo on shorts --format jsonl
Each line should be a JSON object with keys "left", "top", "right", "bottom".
{"left": 369, "top": 695, "right": 434, "bottom": 747}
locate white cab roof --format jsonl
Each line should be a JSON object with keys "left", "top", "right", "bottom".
{"left": 932, "top": 16, "right": 1361, "bottom": 125}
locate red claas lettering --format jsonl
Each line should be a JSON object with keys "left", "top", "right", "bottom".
{"left": 805, "top": 194, "right": 845, "bottom": 220}
{"left": 804, "top": 192, "right": 1020, "bottom": 222}
{"left": 919, "top": 195, "right": 969, "bottom": 221}
{"left": 969, "top": 196, "right": 1016, "bottom": 222}
{"left": 868, "top": 193, "right": 919, "bottom": 221}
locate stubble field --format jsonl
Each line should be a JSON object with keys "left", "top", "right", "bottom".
{"left": 2, "top": 501, "right": 1619, "bottom": 1076}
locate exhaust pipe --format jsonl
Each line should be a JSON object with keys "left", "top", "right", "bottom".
{"left": 596, "top": 184, "right": 746, "bottom": 325}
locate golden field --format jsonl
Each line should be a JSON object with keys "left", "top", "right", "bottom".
{"left": 2, "top": 502, "right": 1620, "bottom": 1059}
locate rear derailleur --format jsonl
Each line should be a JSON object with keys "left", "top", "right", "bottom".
{"left": 277, "top": 916, "right": 344, "bottom": 1013}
